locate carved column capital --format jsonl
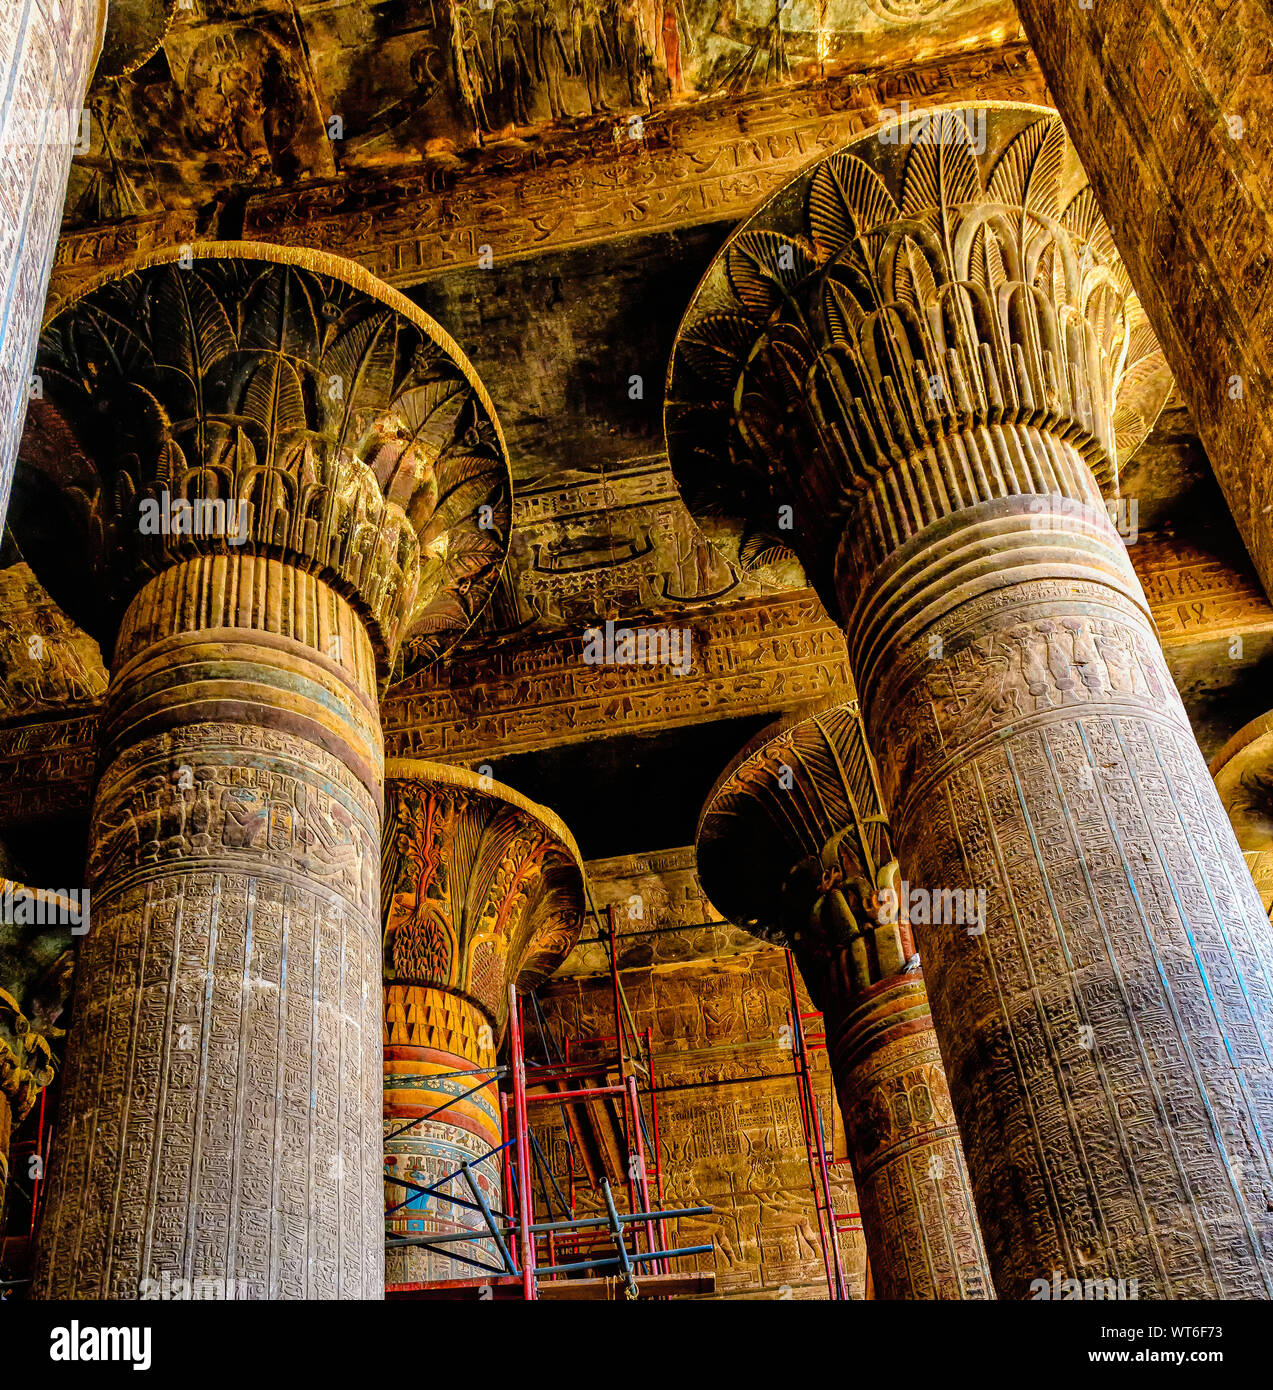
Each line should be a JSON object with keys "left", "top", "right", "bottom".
{"left": 382, "top": 759, "right": 586, "bottom": 1037}
{"left": 665, "top": 102, "right": 1172, "bottom": 622}
{"left": 698, "top": 696, "right": 906, "bottom": 1011}
{"left": 381, "top": 760, "right": 584, "bottom": 1285}
{"left": 15, "top": 242, "right": 511, "bottom": 680}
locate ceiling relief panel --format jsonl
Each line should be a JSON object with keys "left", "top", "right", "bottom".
{"left": 67, "top": 0, "right": 1019, "bottom": 230}
{"left": 475, "top": 458, "right": 801, "bottom": 636}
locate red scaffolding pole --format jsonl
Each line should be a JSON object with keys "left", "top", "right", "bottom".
{"left": 507, "top": 990, "right": 536, "bottom": 1301}
{"left": 785, "top": 949, "right": 851, "bottom": 1300}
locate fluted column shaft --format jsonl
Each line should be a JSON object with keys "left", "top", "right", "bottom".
{"left": 0, "top": 0, "right": 105, "bottom": 530}
{"left": 34, "top": 555, "right": 385, "bottom": 1299}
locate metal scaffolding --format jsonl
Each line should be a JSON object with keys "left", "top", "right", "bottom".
{"left": 383, "top": 964, "right": 714, "bottom": 1300}
{"left": 383, "top": 904, "right": 862, "bottom": 1300}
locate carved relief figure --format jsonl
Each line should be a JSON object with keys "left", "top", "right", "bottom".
{"left": 614, "top": 0, "right": 653, "bottom": 106}
{"left": 491, "top": 0, "right": 534, "bottom": 126}
{"left": 743, "top": 1144, "right": 822, "bottom": 1262}
{"left": 572, "top": 0, "right": 613, "bottom": 113}
{"left": 660, "top": 0, "right": 689, "bottom": 94}
{"left": 532, "top": 0, "right": 575, "bottom": 119}
{"left": 450, "top": 0, "right": 493, "bottom": 137}
{"left": 183, "top": 27, "right": 311, "bottom": 184}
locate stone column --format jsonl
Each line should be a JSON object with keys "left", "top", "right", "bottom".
{"left": 698, "top": 700, "right": 992, "bottom": 1300}
{"left": 381, "top": 761, "right": 585, "bottom": 1287}
{"left": 14, "top": 243, "right": 511, "bottom": 1299}
{"left": 1012, "top": 0, "right": 1273, "bottom": 604}
{"left": 667, "top": 104, "right": 1273, "bottom": 1298}
{"left": 1212, "top": 715, "right": 1273, "bottom": 922}
{"left": 0, "top": 0, "right": 107, "bottom": 532}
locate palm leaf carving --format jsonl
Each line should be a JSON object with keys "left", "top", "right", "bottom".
{"left": 239, "top": 264, "right": 323, "bottom": 362}
{"left": 968, "top": 221, "right": 1008, "bottom": 298}
{"left": 1111, "top": 350, "right": 1172, "bottom": 465}
{"left": 320, "top": 310, "right": 398, "bottom": 451}
{"left": 808, "top": 152, "right": 899, "bottom": 260}
{"left": 726, "top": 231, "right": 816, "bottom": 321}
{"left": 900, "top": 129, "right": 982, "bottom": 218}
{"left": 393, "top": 378, "right": 470, "bottom": 460}
{"left": 150, "top": 267, "right": 235, "bottom": 447}
{"left": 238, "top": 357, "right": 307, "bottom": 465}
{"left": 1060, "top": 186, "right": 1119, "bottom": 264}
{"left": 988, "top": 115, "right": 1066, "bottom": 238}
{"left": 820, "top": 277, "right": 867, "bottom": 345}
{"left": 891, "top": 235, "right": 940, "bottom": 314}
{"left": 679, "top": 313, "right": 760, "bottom": 390}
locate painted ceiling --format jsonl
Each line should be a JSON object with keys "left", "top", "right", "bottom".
{"left": 68, "top": 0, "right": 1019, "bottom": 226}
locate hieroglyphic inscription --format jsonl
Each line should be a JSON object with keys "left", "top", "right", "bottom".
{"left": 1131, "top": 533, "right": 1273, "bottom": 646}
{"left": 0, "top": 711, "right": 99, "bottom": 825}
{"left": 828, "top": 975, "right": 990, "bottom": 1300}
{"left": 879, "top": 573, "right": 1273, "bottom": 1298}
{"left": 555, "top": 845, "right": 756, "bottom": 978}
{"left": 47, "top": 208, "right": 198, "bottom": 316}
{"left": 476, "top": 458, "right": 795, "bottom": 631}
{"left": 33, "top": 721, "right": 384, "bottom": 1300}
{"left": 383, "top": 591, "right": 851, "bottom": 764}
{"left": 238, "top": 45, "right": 1043, "bottom": 290}
{"left": 0, "top": 588, "right": 850, "bottom": 825}
{"left": 31, "top": 551, "right": 400, "bottom": 1300}
{"left": 11, "top": 534, "right": 1273, "bottom": 829}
